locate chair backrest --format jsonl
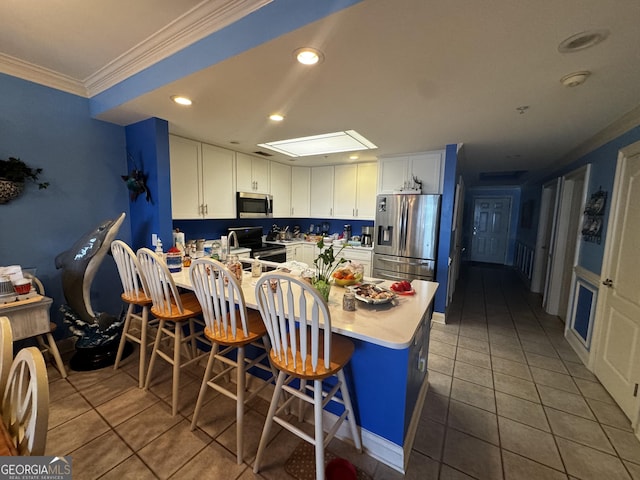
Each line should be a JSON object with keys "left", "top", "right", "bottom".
{"left": 190, "top": 258, "right": 250, "bottom": 340}
{"left": 0, "top": 317, "right": 13, "bottom": 395}
{"left": 254, "top": 273, "right": 332, "bottom": 374}
{"left": 2, "top": 346, "right": 49, "bottom": 456}
{"left": 136, "top": 248, "right": 184, "bottom": 316}
{"left": 111, "top": 240, "right": 150, "bottom": 301}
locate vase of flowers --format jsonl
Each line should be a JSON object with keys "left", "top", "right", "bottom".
{"left": 312, "top": 238, "right": 347, "bottom": 302}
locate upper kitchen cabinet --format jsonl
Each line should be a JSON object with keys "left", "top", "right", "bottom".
{"left": 269, "top": 161, "right": 291, "bottom": 218}
{"left": 310, "top": 166, "right": 334, "bottom": 218}
{"left": 169, "top": 135, "right": 236, "bottom": 219}
{"left": 334, "top": 163, "right": 377, "bottom": 219}
{"left": 378, "top": 150, "right": 444, "bottom": 194}
{"left": 290, "top": 166, "right": 310, "bottom": 218}
{"left": 236, "top": 152, "right": 269, "bottom": 193}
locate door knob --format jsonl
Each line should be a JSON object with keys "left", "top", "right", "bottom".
{"left": 602, "top": 278, "right": 614, "bottom": 288}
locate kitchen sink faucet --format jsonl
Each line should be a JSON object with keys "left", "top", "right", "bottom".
{"left": 227, "top": 230, "right": 239, "bottom": 258}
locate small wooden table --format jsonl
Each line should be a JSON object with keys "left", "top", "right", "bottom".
{"left": 0, "top": 295, "right": 67, "bottom": 378}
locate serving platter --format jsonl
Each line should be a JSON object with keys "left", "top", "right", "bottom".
{"left": 349, "top": 284, "right": 396, "bottom": 304}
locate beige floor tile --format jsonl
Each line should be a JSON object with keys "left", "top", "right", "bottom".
{"left": 45, "top": 409, "right": 111, "bottom": 456}
{"left": 401, "top": 451, "right": 440, "bottom": 480}
{"left": 215, "top": 408, "right": 274, "bottom": 464}
{"left": 428, "top": 352, "right": 454, "bottom": 376}
{"left": 456, "top": 335, "right": 490, "bottom": 354}
{"left": 525, "top": 352, "right": 568, "bottom": 374}
{"left": 115, "top": 401, "right": 183, "bottom": 451}
{"left": 574, "top": 378, "right": 615, "bottom": 404}
{"left": 430, "top": 329, "right": 459, "bottom": 347}
{"left": 453, "top": 361, "right": 493, "bottom": 388}
{"left": 498, "top": 416, "right": 564, "bottom": 470}
{"left": 447, "top": 399, "right": 499, "bottom": 445}
{"left": 490, "top": 344, "right": 527, "bottom": 364}
{"left": 624, "top": 460, "right": 640, "bottom": 480}
{"left": 491, "top": 356, "right": 532, "bottom": 381}
{"left": 603, "top": 425, "right": 640, "bottom": 464}
{"left": 565, "top": 362, "right": 598, "bottom": 382}
{"left": 439, "top": 464, "right": 477, "bottom": 479}
{"left": 442, "top": 428, "right": 503, "bottom": 480}
{"left": 98, "top": 455, "right": 158, "bottom": 480}
{"left": 530, "top": 367, "right": 579, "bottom": 394}
{"left": 586, "top": 397, "right": 633, "bottom": 431}
{"left": 412, "top": 417, "right": 446, "bottom": 460}
{"left": 137, "top": 420, "right": 211, "bottom": 479}
{"left": 427, "top": 370, "right": 453, "bottom": 397}
{"left": 429, "top": 339, "right": 457, "bottom": 360}
{"left": 80, "top": 371, "right": 139, "bottom": 407}
{"left": 494, "top": 371, "right": 539, "bottom": 402}
{"left": 450, "top": 377, "right": 496, "bottom": 413}
{"left": 169, "top": 440, "right": 248, "bottom": 479}
{"left": 537, "top": 385, "right": 595, "bottom": 419}
{"left": 190, "top": 392, "right": 238, "bottom": 439}
{"left": 544, "top": 407, "right": 614, "bottom": 454}
{"left": 69, "top": 430, "right": 134, "bottom": 479}
{"left": 556, "top": 436, "right": 632, "bottom": 480}
{"left": 502, "top": 450, "right": 568, "bottom": 480}
{"left": 97, "top": 386, "right": 160, "bottom": 427}
{"left": 48, "top": 378, "right": 78, "bottom": 403}
{"left": 421, "top": 390, "right": 449, "bottom": 425}
{"left": 48, "top": 391, "right": 93, "bottom": 429}
{"left": 66, "top": 366, "right": 120, "bottom": 391}
{"left": 251, "top": 427, "right": 306, "bottom": 480}
{"left": 458, "top": 326, "right": 489, "bottom": 342}
{"left": 495, "top": 391, "right": 550, "bottom": 432}
{"left": 455, "top": 346, "right": 492, "bottom": 369}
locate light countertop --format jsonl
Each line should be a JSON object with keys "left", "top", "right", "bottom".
{"left": 265, "top": 239, "right": 374, "bottom": 251}
{"left": 172, "top": 268, "right": 437, "bottom": 350}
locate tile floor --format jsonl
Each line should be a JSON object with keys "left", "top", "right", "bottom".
{"left": 42, "top": 263, "right": 640, "bottom": 479}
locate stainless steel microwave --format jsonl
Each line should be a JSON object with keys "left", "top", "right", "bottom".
{"left": 237, "top": 192, "right": 273, "bottom": 218}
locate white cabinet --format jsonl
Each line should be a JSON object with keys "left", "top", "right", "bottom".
{"left": 169, "top": 135, "right": 236, "bottom": 219}
{"left": 333, "top": 163, "right": 377, "bottom": 219}
{"left": 290, "top": 166, "right": 311, "bottom": 217}
{"left": 300, "top": 243, "right": 316, "bottom": 267}
{"left": 236, "top": 152, "right": 270, "bottom": 193}
{"left": 270, "top": 161, "right": 291, "bottom": 218}
{"left": 378, "top": 150, "right": 444, "bottom": 194}
{"left": 310, "top": 166, "right": 334, "bottom": 218}
{"left": 333, "top": 246, "right": 373, "bottom": 277}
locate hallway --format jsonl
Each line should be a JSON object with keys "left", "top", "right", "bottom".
{"left": 416, "top": 263, "right": 640, "bottom": 479}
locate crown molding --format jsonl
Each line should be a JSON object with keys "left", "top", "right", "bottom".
{"left": 0, "top": 52, "right": 87, "bottom": 97}
{"left": 84, "top": 0, "right": 271, "bottom": 97}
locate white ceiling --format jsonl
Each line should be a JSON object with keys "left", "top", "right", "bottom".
{"left": 2, "top": 0, "right": 640, "bottom": 186}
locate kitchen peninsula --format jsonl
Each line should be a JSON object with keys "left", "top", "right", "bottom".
{"left": 172, "top": 268, "right": 437, "bottom": 473}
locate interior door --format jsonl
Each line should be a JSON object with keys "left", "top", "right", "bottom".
{"left": 594, "top": 146, "right": 640, "bottom": 423}
{"left": 531, "top": 181, "right": 558, "bottom": 293}
{"left": 470, "top": 197, "right": 511, "bottom": 264}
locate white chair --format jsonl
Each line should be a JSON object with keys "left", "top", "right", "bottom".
{"left": 189, "top": 258, "right": 276, "bottom": 464}
{"left": 253, "top": 273, "right": 362, "bottom": 480}
{"left": 111, "top": 240, "right": 157, "bottom": 387}
{"left": 0, "top": 316, "right": 13, "bottom": 395}
{"left": 2, "top": 346, "right": 49, "bottom": 455}
{"left": 20, "top": 274, "right": 67, "bottom": 379}
{"left": 137, "top": 248, "right": 210, "bottom": 416}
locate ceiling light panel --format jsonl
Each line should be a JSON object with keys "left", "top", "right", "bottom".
{"left": 258, "top": 130, "right": 377, "bottom": 157}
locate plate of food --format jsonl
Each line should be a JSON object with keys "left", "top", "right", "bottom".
{"left": 390, "top": 280, "right": 415, "bottom": 295}
{"left": 350, "top": 283, "right": 396, "bottom": 304}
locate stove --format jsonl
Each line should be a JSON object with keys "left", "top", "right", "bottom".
{"left": 228, "top": 227, "right": 287, "bottom": 263}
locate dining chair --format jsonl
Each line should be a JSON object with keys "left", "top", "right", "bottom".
{"left": 0, "top": 316, "right": 13, "bottom": 395}
{"left": 253, "top": 273, "right": 362, "bottom": 480}
{"left": 189, "top": 258, "right": 277, "bottom": 464}
{"left": 2, "top": 346, "right": 49, "bottom": 455}
{"left": 137, "top": 248, "right": 210, "bottom": 416}
{"left": 111, "top": 240, "right": 157, "bottom": 387}
{"left": 21, "top": 273, "right": 68, "bottom": 379}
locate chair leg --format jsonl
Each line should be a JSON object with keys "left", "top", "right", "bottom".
{"left": 298, "top": 379, "right": 307, "bottom": 421}
{"left": 313, "top": 379, "right": 325, "bottom": 480}
{"left": 172, "top": 321, "right": 182, "bottom": 417}
{"left": 236, "top": 346, "right": 245, "bottom": 465}
{"left": 45, "top": 333, "right": 67, "bottom": 379}
{"left": 114, "top": 304, "right": 134, "bottom": 371}
{"left": 144, "top": 319, "right": 165, "bottom": 390}
{"left": 254, "top": 370, "right": 287, "bottom": 474}
{"left": 337, "top": 369, "right": 362, "bottom": 451}
{"left": 191, "top": 344, "right": 219, "bottom": 431}
{"left": 137, "top": 306, "right": 149, "bottom": 389}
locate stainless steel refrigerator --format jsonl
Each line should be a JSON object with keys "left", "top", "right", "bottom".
{"left": 373, "top": 194, "right": 441, "bottom": 281}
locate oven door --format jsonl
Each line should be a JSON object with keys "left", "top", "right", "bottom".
{"left": 237, "top": 192, "right": 273, "bottom": 218}
{"left": 254, "top": 247, "right": 286, "bottom": 264}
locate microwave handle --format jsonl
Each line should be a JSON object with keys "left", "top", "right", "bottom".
{"left": 266, "top": 195, "right": 271, "bottom": 213}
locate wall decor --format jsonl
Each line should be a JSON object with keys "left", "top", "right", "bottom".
{"left": 122, "top": 152, "right": 151, "bottom": 202}
{"left": 582, "top": 188, "right": 607, "bottom": 243}
{"left": 0, "top": 156, "right": 49, "bottom": 203}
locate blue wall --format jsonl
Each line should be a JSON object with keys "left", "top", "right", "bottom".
{"left": 0, "top": 73, "right": 130, "bottom": 337}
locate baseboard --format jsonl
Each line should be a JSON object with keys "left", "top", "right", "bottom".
{"left": 432, "top": 312, "right": 446, "bottom": 324}
{"left": 564, "top": 329, "right": 591, "bottom": 366}
{"left": 402, "top": 372, "right": 429, "bottom": 472}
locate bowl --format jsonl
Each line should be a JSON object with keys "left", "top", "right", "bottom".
{"left": 332, "top": 272, "right": 363, "bottom": 287}
{"left": 13, "top": 278, "right": 31, "bottom": 295}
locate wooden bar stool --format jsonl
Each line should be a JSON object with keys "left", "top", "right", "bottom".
{"left": 189, "top": 258, "right": 277, "bottom": 464}
{"left": 253, "top": 273, "right": 362, "bottom": 480}
{"left": 137, "top": 248, "right": 210, "bottom": 416}
{"left": 111, "top": 240, "right": 157, "bottom": 388}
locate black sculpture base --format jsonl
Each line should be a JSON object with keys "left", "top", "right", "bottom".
{"left": 69, "top": 338, "right": 134, "bottom": 372}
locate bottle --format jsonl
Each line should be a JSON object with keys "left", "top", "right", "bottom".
{"left": 251, "top": 255, "right": 262, "bottom": 278}
{"left": 226, "top": 254, "right": 243, "bottom": 285}
{"left": 155, "top": 239, "right": 163, "bottom": 255}
{"left": 343, "top": 291, "right": 356, "bottom": 311}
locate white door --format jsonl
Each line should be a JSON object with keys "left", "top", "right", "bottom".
{"left": 470, "top": 197, "right": 511, "bottom": 264}
{"left": 531, "top": 181, "right": 558, "bottom": 293}
{"left": 593, "top": 144, "right": 640, "bottom": 423}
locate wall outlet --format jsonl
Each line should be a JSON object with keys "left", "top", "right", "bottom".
{"left": 151, "top": 233, "right": 158, "bottom": 247}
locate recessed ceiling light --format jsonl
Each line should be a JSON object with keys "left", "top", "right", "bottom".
{"left": 558, "top": 29, "right": 609, "bottom": 53}
{"left": 516, "top": 106, "right": 529, "bottom": 114}
{"left": 171, "top": 95, "right": 192, "bottom": 106}
{"left": 349, "top": 154, "right": 359, "bottom": 160}
{"left": 269, "top": 114, "right": 284, "bottom": 121}
{"left": 560, "top": 71, "right": 590, "bottom": 87}
{"left": 294, "top": 48, "right": 324, "bottom": 65}
{"left": 258, "top": 130, "right": 377, "bottom": 157}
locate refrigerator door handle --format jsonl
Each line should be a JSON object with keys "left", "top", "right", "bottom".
{"left": 378, "top": 257, "right": 432, "bottom": 266}
{"left": 400, "top": 196, "right": 408, "bottom": 254}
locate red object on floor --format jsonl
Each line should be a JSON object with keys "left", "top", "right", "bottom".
{"left": 325, "top": 458, "right": 357, "bottom": 480}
